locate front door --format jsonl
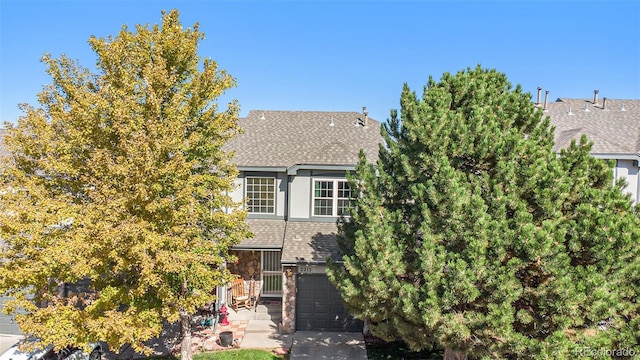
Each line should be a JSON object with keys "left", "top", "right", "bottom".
{"left": 261, "top": 251, "right": 282, "bottom": 297}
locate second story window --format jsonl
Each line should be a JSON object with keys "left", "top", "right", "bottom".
{"left": 246, "top": 177, "right": 275, "bottom": 214}
{"left": 313, "top": 179, "right": 353, "bottom": 217}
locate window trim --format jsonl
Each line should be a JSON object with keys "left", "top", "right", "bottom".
{"left": 311, "top": 178, "right": 352, "bottom": 217}
{"left": 245, "top": 176, "right": 276, "bottom": 215}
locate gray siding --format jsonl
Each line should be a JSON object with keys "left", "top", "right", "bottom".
{"left": 234, "top": 172, "right": 287, "bottom": 218}
{"left": 289, "top": 170, "right": 311, "bottom": 219}
{"left": 229, "top": 178, "right": 244, "bottom": 210}
{"left": 614, "top": 160, "right": 639, "bottom": 203}
{"left": 276, "top": 173, "right": 287, "bottom": 217}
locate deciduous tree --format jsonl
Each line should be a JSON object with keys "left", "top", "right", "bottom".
{"left": 0, "top": 10, "right": 249, "bottom": 360}
{"left": 329, "top": 66, "right": 640, "bottom": 359}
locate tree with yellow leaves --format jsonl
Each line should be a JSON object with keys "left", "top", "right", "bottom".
{"left": 0, "top": 10, "right": 248, "bottom": 360}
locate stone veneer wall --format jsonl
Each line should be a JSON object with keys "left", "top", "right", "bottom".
{"left": 228, "top": 250, "right": 261, "bottom": 296}
{"left": 281, "top": 266, "right": 296, "bottom": 333}
{"left": 228, "top": 250, "right": 261, "bottom": 280}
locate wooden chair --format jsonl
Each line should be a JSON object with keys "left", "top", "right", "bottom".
{"left": 230, "top": 278, "right": 251, "bottom": 310}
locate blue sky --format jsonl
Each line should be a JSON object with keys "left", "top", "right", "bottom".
{"left": 1, "top": 1, "right": 639, "bottom": 124}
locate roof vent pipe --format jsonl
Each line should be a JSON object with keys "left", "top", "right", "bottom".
{"left": 593, "top": 90, "right": 599, "bottom": 104}
{"left": 543, "top": 90, "right": 549, "bottom": 110}
{"left": 362, "top": 106, "right": 368, "bottom": 127}
{"left": 536, "top": 87, "right": 542, "bottom": 105}
{"left": 602, "top": 97, "right": 607, "bottom": 110}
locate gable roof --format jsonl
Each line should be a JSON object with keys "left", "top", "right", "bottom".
{"left": 224, "top": 110, "right": 383, "bottom": 169}
{"left": 545, "top": 98, "right": 640, "bottom": 158}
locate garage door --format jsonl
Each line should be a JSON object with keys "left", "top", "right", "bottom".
{"left": 296, "top": 274, "right": 363, "bottom": 332}
{"left": 0, "top": 296, "right": 22, "bottom": 335}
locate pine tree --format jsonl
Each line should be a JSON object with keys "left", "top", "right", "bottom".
{"left": 329, "top": 66, "right": 640, "bottom": 359}
{"left": 0, "top": 10, "right": 249, "bottom": 360}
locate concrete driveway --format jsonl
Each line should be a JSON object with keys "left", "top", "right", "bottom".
{"left": 290, "top": 331, "right": 367, "bottom": 360}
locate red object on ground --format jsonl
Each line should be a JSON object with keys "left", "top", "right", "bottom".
{"left": 219, "top": 304, "right": 230, "bottom": 326}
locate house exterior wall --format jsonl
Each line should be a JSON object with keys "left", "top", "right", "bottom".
{"left": 229, "top": 178, "right": 244, "bottom": 208}
{"left": 289, "top": 170, "right": 311, "bottom": 219}
{"left": 281, "top": 266, "right": 296, "bottom": 333}
{"left": 289, "top": 170, "right": 349, "bottom": 220}
{"left": 614, "top": 160, "right": 639, "bottom": 203}
{"left": 228, "top": 250, "right": 261, "bottom": 282}
{"left": 276, "top": 172, "right": 287, "bottom": 217}
{"left": 233, "top": 172, "right": 287, "bottom": 218}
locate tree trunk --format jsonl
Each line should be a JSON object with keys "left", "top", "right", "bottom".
{"left": 180, "top": 309, "right": 192, "bottom": 360}
{"left": 444, "top": 347, "right": 467, "bottom": 360}
{"left": 362, "top": 319, "right": 372, "bottom": 336}
{"left": 180, "top": 279, "right": 193, "bottom": 360}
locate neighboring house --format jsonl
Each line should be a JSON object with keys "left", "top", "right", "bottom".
{"left": 540, "top": 89, "right": 640, "bottom": 203}
{"left": 222, "top": 109, "right": 382, "bottom": 333}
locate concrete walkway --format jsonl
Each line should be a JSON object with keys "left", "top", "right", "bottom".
{"left": 239, "top": 319, "right": 292, "bottom": 352}
{"left": 290, "top": 331, "right": 367, "bottom": 360}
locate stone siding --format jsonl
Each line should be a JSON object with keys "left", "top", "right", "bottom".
{"left": 228, "top": 250, "right": 261, "bottom": 280}
{"left": 281, "top": 266, "right": 296, "bottom": 333}
{"left": 228, "top": 250, "right": 262, "bottom": 298}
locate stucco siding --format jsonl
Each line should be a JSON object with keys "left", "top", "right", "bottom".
{"left": 289, "top": 170, "right": 311, "bottom": 219}
{"left": 235, "top": 172, "right": 287, "bottom": 217}
{"left": 615, "top": 160, "right": 639, "bottom": 203}
{"left": 229, "top": 178, "right": 244, "bottom": 207}
{"left": 276, "top": 173, "right": 287, "bottom": 217}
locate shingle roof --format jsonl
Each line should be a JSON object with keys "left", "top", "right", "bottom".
{"left": 545, "top": 98, "right": 640, "bottom": 156}
{"left": 281, "top": 221, "right": 341, "bottom": 264}
{"left": 233, "top": 219, "right": 286, "bottom": 249}
{"left": 224, "top": 110, "right": 383, "bottom": 168}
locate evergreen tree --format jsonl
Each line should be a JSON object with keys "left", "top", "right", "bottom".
{"left": 0, "top": 10, "right": 249, "bottom": 360}
{"left": 329, "top": 66, "right": 640, "bottom": 359}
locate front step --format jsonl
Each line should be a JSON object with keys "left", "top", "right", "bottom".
{"left": 254, "top": 301, "right": 282, "bottom": 321}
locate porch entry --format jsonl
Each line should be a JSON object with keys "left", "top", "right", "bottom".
{"left": 261, "top": 250, "right": 282, "bottom": 297}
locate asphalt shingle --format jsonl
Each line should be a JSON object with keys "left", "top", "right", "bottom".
{"left": 281, "top": 221, "right": 341, "bottom": 264}
{"left": 224, "top": 110, "right": 383, "bottom": 168}
{"left": 545, "top": 98, "right": 640, "bottom": 156}
{"left": 234, "top": 219, "right": 286, "bottom": 249}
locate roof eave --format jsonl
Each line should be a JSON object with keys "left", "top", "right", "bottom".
{"left": 287, "top": 164, "right": 356, "bottom": 175}
{"left": 232, "top": 244, "right": 283, "bottom": 250}
{"left": 589, "top": 153, "right": 640, "bottom": 161}
{"left": 281, "top": 259, "right": 342, "bottom": 265}
{"left": 237, "top": 166, "right": 288, "bottom": 172}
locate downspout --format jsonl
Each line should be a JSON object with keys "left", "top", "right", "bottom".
{"left": 283, "top": 174, "right": 290, "bottom": 260}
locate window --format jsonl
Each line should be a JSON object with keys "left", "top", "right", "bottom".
{"left": 313, "top": 179, "right": 353, "bottom": 216}
{"left": 246, "top": 177, "right": 275, "bottom": 214}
